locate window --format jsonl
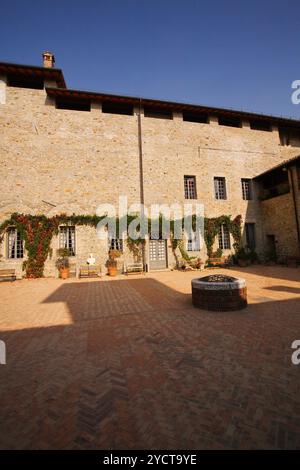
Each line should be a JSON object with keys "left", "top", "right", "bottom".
{"left": 59, "top": 226, "right": 76, "bottom": 255}
{"left": 144, "top": 106, "right": 173, "bottom": 120}
{"left": 279, "top": 127, "right": 300, "bottom": 147}
{"left": 245, "top": 223, "right": 256, "bottom": 250}
{"left": 182, "top": 111, "right": 208, "bottom": 124}
{"left": 7, "top": 74, "right": 44, "bottom": 90}
{"left": 184, "top": 175, "right": 197, "bottom": 199}
{"left": 218, "top": 116, "right": 241, "bottom": 128}
{"left": 249, "top": 120, "right": 271, "bottom": 132}
{"left": 102, "top": 101, "right": 134, "bottom": 116}
{"left": 187, "top": 231, "right": 201, "bottom": 251}
{"left": 108, "top": 236, "right": 123, "bottom": 252}
{"left": 7, "top": 228, "right": 24, "bottom": 259}
{"left": 241, "top": 178, "right": 252, "bottom": 200}
{"left": 56, "top": 98, "right": 91, "bottom": 112}
{"left": 218, "top": 225, "right": 231, "bottom": 250}
{"left": 214, "top": 177, "right": 227, "bottom": 200}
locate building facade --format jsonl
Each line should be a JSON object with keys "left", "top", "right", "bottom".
{"left": 0, "top": 53, "right": 300, "bottom": 277}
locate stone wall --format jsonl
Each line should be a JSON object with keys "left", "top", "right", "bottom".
{"left": 1, "top": 82, "right": 299, "bottom": 276}
{"left": 260, "top": 165, "right": 300, "bottom": 259}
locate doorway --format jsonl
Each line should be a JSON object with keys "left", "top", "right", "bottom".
{"left": 149, "top": 239, "right": 167, "bottom": 270}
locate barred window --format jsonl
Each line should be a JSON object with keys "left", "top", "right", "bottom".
{"left": 187, "top": 231, "right": 201, "bottom": 251}
{"left": 241, "top": 178, "right": 252, "bottom": 200}
{"left": 7, "top": 228, "right": 24, "bottom": 259}
{"left": 108, "top": 236, "right": 123, "bottom": 252}
{"left": 214, "top": 177, "right": 227, "bottom": 200}
{"left": 218, "top": 224, "right": 231, "bottom": 250}
{"left": 59, "top": 226, "right": 76, "bottom": 256}
{"left": 184, "top": 175, "right": 197, "bottom": 199}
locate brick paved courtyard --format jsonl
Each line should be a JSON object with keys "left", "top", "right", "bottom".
{"left": 0, "top": 267, "right": 300, "bottom": 449}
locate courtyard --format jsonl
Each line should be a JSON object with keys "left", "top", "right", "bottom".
{"left": 0, "top": 266, "right": 300, "bottom": 449}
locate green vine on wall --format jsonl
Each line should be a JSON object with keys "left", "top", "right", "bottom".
{"left": 0, "top": 212, "right": 242, "bottom": 278}
{"left": 204, "top": 214, "right": 243, "bottom": 257}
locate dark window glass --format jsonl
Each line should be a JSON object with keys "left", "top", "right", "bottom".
{"left": 144, "top": 106, "right": 173, "bottom": 120}
{"left": 102, "top": 102, "right": 134, "bottom": 116}
{"left": 245, "top": 223, "right": 256, "bottom": 249}
{"left": 182, "top": 111, "right": 208, "bottom": 124}
{"left": 56, "top": 98, "right": 91, "bottom": 111}
{"left": 218, "top": 116, "right": 241, "bottom": 128}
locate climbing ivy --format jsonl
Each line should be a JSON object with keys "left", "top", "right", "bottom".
{"left": 0, "top": 212, "right": 242, "bottom": 278}
{"left": 204, "top": 215, "right": 242, "bottom": 257}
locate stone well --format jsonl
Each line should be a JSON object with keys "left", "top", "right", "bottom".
{"left": 191, "top": 274, "right": 247, "bottom": 311}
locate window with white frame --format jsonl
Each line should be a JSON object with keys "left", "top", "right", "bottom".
{"left": 184, "top": 175, "right": 197, "bottom": 199}
{"left": 108, "top": 235, "right": 123, "bottom": 252}
{"left": 59, "top": 226, "right": 76, "bottom": 256}
{"left": 187, "top": 231, "right": 201, "bottom": 251}
{"left": 214, "top": 177, "right": 227, "bottom": 200}
{"left": 7, "top": 228, "right": 24, "bottom": 259}
{"left": 241, "top": 178, "right": 252, "bottom": 200}
{"left": 218, "top": 224, "right": 231, "bottom": 250}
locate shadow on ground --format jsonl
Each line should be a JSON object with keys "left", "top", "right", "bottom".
{"left": 0, "top": 275, "right": 300, "bottom": 450}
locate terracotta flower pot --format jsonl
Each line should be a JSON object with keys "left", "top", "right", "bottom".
{"left": 237, "top": 259, "right": 248, "bottom": 267}
{"left": 108, "top": 265, "right": 117, "bottom": 277}
{"left": 60, "top": 267, "right": 69, "bottom": 279}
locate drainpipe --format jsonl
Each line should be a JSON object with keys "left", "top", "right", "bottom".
{"left": 288, "top": 166, "right": 300, "bottom": 255}
{"left": 137, "top": 98, "right": 147, "bottom": 269}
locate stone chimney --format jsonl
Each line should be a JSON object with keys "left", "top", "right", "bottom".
{"left": 42, "top": 51, "right": 55, "bottom": 68}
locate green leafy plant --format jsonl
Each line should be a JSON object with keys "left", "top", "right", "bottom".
{"left": 107, "top": 249, "right": 121, "bottom": 267}
{"left": 0, "top": 212, "right": 243, "bottom": 278}
{"left": 55, "top": 248, "right": 70, "bottom": 270}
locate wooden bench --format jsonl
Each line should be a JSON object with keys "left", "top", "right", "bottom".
{"left": 79, "top": 265, "right": 102, "bottom": 278}
{"left": 207, "top": 257, "right": 229, "bottom": 268}
{"left": 0, "top": 269, "right": 16, "bottom": 281}
{"left": 124, "top": 262, "right": 144, "bottom": 275}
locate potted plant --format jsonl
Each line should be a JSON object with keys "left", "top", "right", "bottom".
{"left": 56, "top": 248, "right": 70, "bottom": 279}
{"left": 107, "top": 249, "right": 121, "bottom": 276}
{"left": 235, "top": 247, "right": 249, "bottom": 267}
{"left": 193, "top": 257, "right": 204, "bottom": 270}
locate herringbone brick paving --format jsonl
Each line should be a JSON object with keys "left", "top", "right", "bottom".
{"left": 0, "top": 267, "right": 300, "bottom": 449}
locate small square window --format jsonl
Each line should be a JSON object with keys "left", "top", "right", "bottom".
{"left": 187, "top": 231, "right": 201, "bottom": 251}
{"left": 7, "top": 228, "right": 24, "bottom": 259}
{"left": 218, "top": 116, "right": 241, "bottom": 128}
{"left": 241, "top": 178, "right": 252, "bottom": 200}
{"left": 59, "top": 226, "right": 76, "bottom": 256}
{"left": 108, "top": 237, "right": 123, "bottom": 252}
{"left": 218, "top": 225, "right": 231, "bottom": 250}
{"left": 214, "top": 177, "right": 227, "bottom": 200}
{"left": 184, "top": 176, "right": 197, "bottom": 199}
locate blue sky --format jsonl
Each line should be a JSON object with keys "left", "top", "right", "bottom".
{"left": 1, "top": 0, "right": 300, "bottom": 118}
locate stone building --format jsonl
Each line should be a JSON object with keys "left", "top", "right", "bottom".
{"left": 254, "top": 155, "right": 300, "bottom": 261}
{"left": 0, "top": 52, "right": 300, "bottom": 278}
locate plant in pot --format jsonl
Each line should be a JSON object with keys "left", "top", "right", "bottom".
{"left": 192, "top": 257, "right": 204, "bottom": 270}
{"left": 56, "top": 248, "right": 70, "bottom": 279}
{"left": 107, "top": 249, "right": 121, "bottom": 276}
{"left": 235, "top": 247, "right": 250, "bottom": 267}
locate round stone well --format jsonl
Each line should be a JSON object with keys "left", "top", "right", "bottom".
{"left": 192, "top": 274, "right": 247, "bottom": 311}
